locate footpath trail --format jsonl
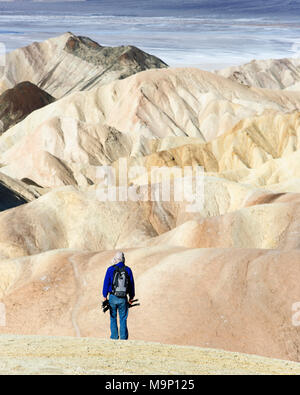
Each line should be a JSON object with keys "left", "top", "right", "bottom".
{"left": 0, "top": 334, "right": 299, "bottom": 375}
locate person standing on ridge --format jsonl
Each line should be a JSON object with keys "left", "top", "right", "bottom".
{"left": 102, "top": 251, "right": 135, "bottom": 340}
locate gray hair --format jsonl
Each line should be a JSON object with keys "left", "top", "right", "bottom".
{"left": 111, "top": 251, "right": 125, "bottom": 265}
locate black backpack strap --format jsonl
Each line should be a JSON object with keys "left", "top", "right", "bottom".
{"left": 123, "top": 266, "right": 129, "bottom": 290}
{"left": 112, "top": 265, "right": 120, "bottom": 294}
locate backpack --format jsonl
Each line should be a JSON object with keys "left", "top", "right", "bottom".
{"left": 112, "top": 265, "right": 129, "bottom": 298}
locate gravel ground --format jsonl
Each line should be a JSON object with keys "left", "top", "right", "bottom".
{"left": 0, "top": 334, "right": 299, "bottom": 375}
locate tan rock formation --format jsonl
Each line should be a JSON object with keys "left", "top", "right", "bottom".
{"left": 1, "top": 68, "right": 300, "bottom": 188}
{"left": 217, "top": 57, "right": 300, "bottom": 90}
{"left": 2, "top": 179, "right": 298, "bottom": 259}
{"left": 0, "top": 33, "right": 167, "bottom": 99}
{"left": 0, "top": 186, "right": 160, "bottom": 259}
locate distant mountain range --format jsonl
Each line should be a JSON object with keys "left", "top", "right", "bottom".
{"left": 1, "top": 1, "right": 300, "bottom": 18}
{"left": 85, "top": 0, "right": 300, "bottom": 17}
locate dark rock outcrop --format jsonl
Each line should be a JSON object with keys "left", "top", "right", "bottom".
{"left": 0, "top": 81, "right": 55, "bottom": 134}
{"left": 0, "top": 182, "right": 27, "bottom": 211}
{"left": 0, "top": 172, "right": 40, "bottom": 212}
{"left": 64, "top": 35, "right": 168, "bottom": 73}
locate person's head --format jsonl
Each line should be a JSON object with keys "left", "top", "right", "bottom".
{"left": 111, "top": 251, "right": 125, "bottom": 265}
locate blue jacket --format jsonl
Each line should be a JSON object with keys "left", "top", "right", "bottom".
{"left": 102, "top": 261, "right": 135, "bottom": 299}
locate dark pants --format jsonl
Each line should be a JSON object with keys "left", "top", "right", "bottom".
{"left": 109, "top": 294, "right": 129, "bottom": 340}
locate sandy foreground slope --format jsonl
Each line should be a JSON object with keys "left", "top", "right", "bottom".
{"left": 0, "top": 334, "right": 299, "bottom": 375}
